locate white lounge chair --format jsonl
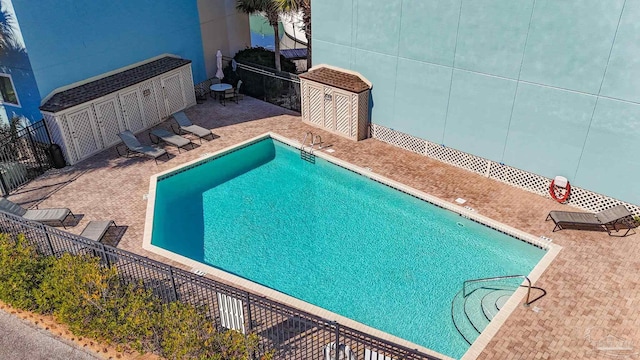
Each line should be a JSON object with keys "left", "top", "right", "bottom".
{"left": 80, "top": 220, "right": 116, "bottom": 242}
{"left": 149, "top": 128, "right": 194, "bottom": 153}
{"left": 0, "top": 197, "right": 74, "bottom": 229}
{"left": 117, "top": 130, "right": 169, "bottom": 164}
{"left": 171, "top": 111, "right": 213, "bottom": 143}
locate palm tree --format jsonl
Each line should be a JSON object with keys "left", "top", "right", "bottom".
{"left": 237, "top": 0, "right": 283, "bottom": 71}
{"left": 277, "top": 0, "right": 311, "bottom": 70}
{"left": 0, "top": 6, "right": 15, "bottom": 51}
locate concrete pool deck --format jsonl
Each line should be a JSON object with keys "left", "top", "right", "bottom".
{"left": 8, "top": 97, "right": 640, "bottom": 359}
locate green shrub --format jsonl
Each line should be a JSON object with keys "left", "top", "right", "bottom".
{"left": 224, "top": 47, "right": 297, "bottom": 102}
{"left": 0, "top": 234, "right": 51, "bottom": 310}
{"left": 231, "top": 47, "right": 297, "bottom": 73}
{"left": 158, "top": 301, "right": 271, "bottom": 360}
{"left": 0, "top": 234, "right": 272, "bottom": 359}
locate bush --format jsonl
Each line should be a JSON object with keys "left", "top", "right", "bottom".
{"left": 0, "top": 233, "right": 271, "bottom": 359}
{"left": 231, "top": 47, "right": 297, "bottom": 73}
{"left": 224, "top": 47, "right": 297, "bottom": 102}
{"left": 38, "top": 254, "right": 158, "bottom": 351}
{"left": 0, "top": 234, "right": 51, "bottom": 310}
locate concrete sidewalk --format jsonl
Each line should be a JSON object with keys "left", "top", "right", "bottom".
{"left": 0, "top": 308, "right": 100, "bottom": 360}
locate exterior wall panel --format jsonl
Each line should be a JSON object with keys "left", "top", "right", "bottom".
{"left": 313, "top": 0, "right": 640, "bottom": 205}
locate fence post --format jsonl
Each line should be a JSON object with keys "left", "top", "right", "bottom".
{"left": 42, "top": 119, "right": 53, "bottom": 145}
{"left": 334, "top": 322, "right": 340, "bottom": 360}
{"left": 262, "top": 75, "right": 267, "bottom": 101}
{"left": 245, "top": 292, "right": 253, "bottom": 332}
{"left": 168, "top": 267, "right": 178, "bottom": 302}
{"left": 42, "top": 224, "right": 54, "bottom": 256}
{"left": 100, "top": 242, "right": 110, "bottom": 267}
{"left": 25, "top": 127, "right": 44, "bottom": 173}
{"left": 0, "top": 174, "right": 8, "bottom": 196}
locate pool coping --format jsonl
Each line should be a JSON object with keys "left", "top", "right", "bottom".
{"left": 142, "top": 132, "right": 562, "bottom": 360}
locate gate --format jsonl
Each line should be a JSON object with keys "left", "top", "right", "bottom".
{"left": 0, "top": 120, "right": 53, "bottom": 195}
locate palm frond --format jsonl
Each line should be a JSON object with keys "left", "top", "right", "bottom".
{"left": 0, "top": 5, "right": 17, "bottom": 50}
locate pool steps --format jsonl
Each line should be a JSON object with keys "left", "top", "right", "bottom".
{"left": 451, "top": 278, "right": 529, "bottom": 345}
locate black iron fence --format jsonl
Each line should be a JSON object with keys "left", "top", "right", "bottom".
{"left": 196, "top": 57, "right": 301, "bottom": 113}
{"left": 0, "top": 210, "right": 442, "bottom": 360}
{"left": 0, "top": 121, "right": 53, "bottom": 195}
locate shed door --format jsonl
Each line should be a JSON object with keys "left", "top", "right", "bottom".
{"left": 94, "top": 97, "right": 124, "bottom": 147}
{"left": 66, "top": 107, "right": 99, "bottom": 160}
{"left": 161, "top": 72, "right": 185, "bottom": 116}
{"left": 307, "top": 84, "right": 323, "bottom": 126}
{"left": 120, "top": 89, "right": 146, "bottom": 133}
{"left": 323, "top": 87, "right": 334, "bottom": 130}
{"left": 333, "top": 91, "right": 352, "bottom": 137}
{"left": 140, "top": 80, "right": 161, "bottom": 126}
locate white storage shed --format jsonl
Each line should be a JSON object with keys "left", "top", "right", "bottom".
{"left": 299, "top": 65, "right": 371, "bottom": 141}
{"left": 41, "top": 55, "right": 196, "bottom": 165}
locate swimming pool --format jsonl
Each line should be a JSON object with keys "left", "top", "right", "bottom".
{"left": 146, "top": 134, "right": 548, "bottom": 359}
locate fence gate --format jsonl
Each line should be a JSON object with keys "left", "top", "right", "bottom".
{"left": 0, "top": 120, "right": 53, "bottom": 195}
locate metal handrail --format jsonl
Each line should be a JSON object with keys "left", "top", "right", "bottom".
{"left": 463, "top": 275, "right": 536, "bottom": 306}
{"left": 312, "top": 134, "right": 322, "bottom": 149}
{"left": 300, "top": 131, "right": 312, "bottom": 151}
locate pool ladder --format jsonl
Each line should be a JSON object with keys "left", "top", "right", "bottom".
{"left": 300, "top": 132, "right": 323, "bottom": 163}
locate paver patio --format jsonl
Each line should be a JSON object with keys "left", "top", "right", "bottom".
{"left": 8, "top": 97, "right": 640, "bottom": 359}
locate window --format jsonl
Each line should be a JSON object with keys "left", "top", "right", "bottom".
{"left": 0, "top": 74, "right": 19, "bottom": 106}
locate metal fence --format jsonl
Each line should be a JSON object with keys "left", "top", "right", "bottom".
{"left": 196, "top": 57, "right": 301, "bottom": 113}
{"left": 0, "top": 210, "right": 442, "bottom": 360}
{"left": 0, "top": 121, "right": 53, "bottom": 195}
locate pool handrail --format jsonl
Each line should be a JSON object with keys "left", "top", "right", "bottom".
{"left": 462, "top": 275, "right": 546, "bottom": 306}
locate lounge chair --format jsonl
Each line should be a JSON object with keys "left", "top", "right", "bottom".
{"left": 149, "top": 128, "right": 194, "bottom": 153}
{"left": 116, "top": 130, "right": 169, "bottom": 164}
{"left": 0, "top": 197, "right": 74, "bottom": 229}
{"left": 80, "top": 220, "right": 116, "bottom": 242}
{"left": 171, "top": 111, "right": 213, "bottom": 143}
{"left": 546, "top": 204, "right": 636, "bottom": 237}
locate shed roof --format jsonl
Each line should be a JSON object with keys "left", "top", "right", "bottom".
{"left": 299, "top": 66, "right": 370, "bottom": 93}
{"left": 40, "top": 56, "right": 191, "bottom": 113}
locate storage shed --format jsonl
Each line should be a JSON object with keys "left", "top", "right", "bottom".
{"left": 41, "top": 55, "right": 196, "bottom": 165}
{"left": 299, "top": 65, "right": 371, "bottom": 141}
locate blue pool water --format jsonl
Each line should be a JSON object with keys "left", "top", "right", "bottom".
{"left": 152, "top": 138, "right": 545, "bottom": 359}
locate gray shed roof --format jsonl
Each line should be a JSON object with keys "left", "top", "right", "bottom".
{"left": 40, "top": 56, "right": 191, "bottom": 113}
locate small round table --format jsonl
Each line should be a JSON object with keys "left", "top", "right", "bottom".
{"left": 210, "top": 83, "right": 232, "bottom": 98}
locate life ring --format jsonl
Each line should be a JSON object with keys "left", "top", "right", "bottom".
{"left": 549, "top": 179, "right": 571, "bottom": 203}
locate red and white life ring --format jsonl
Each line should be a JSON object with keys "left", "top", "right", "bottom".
{"left": 549, "top": 177, "right": 571, "bottom": 203}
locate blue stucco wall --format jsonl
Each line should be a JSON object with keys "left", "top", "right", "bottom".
{"left": 11, "top": 0, "right": 206, "bottom": 98}
{"left": 0, "top": 0, "right": 41, "bottom": 124}
{"left": 0, "top": 46, "right": 42, "bottom": 124}
{"left": 313, "top": 0, "right": 640, "bottom": 205}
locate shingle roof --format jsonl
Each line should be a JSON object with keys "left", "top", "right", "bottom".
{"left": 299, "top": 66, "right": 370, "bottom": 93}
{"left": 40, "top": 56, "right": 191, "bottom": 113}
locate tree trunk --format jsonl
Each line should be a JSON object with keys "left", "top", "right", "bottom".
{"left": 303, "top": 4, "right": 311, "bottom": 69}
{"left": 271, "top": 18, "right": 282, "bottom": 71}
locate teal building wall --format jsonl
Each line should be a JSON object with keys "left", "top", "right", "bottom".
{"left": 313, "top": 0, "right": 640, "bottom": 205}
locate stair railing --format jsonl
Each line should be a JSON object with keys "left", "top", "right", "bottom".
{"left": 463, "top": 275, "right": 545, "bottom": 306}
